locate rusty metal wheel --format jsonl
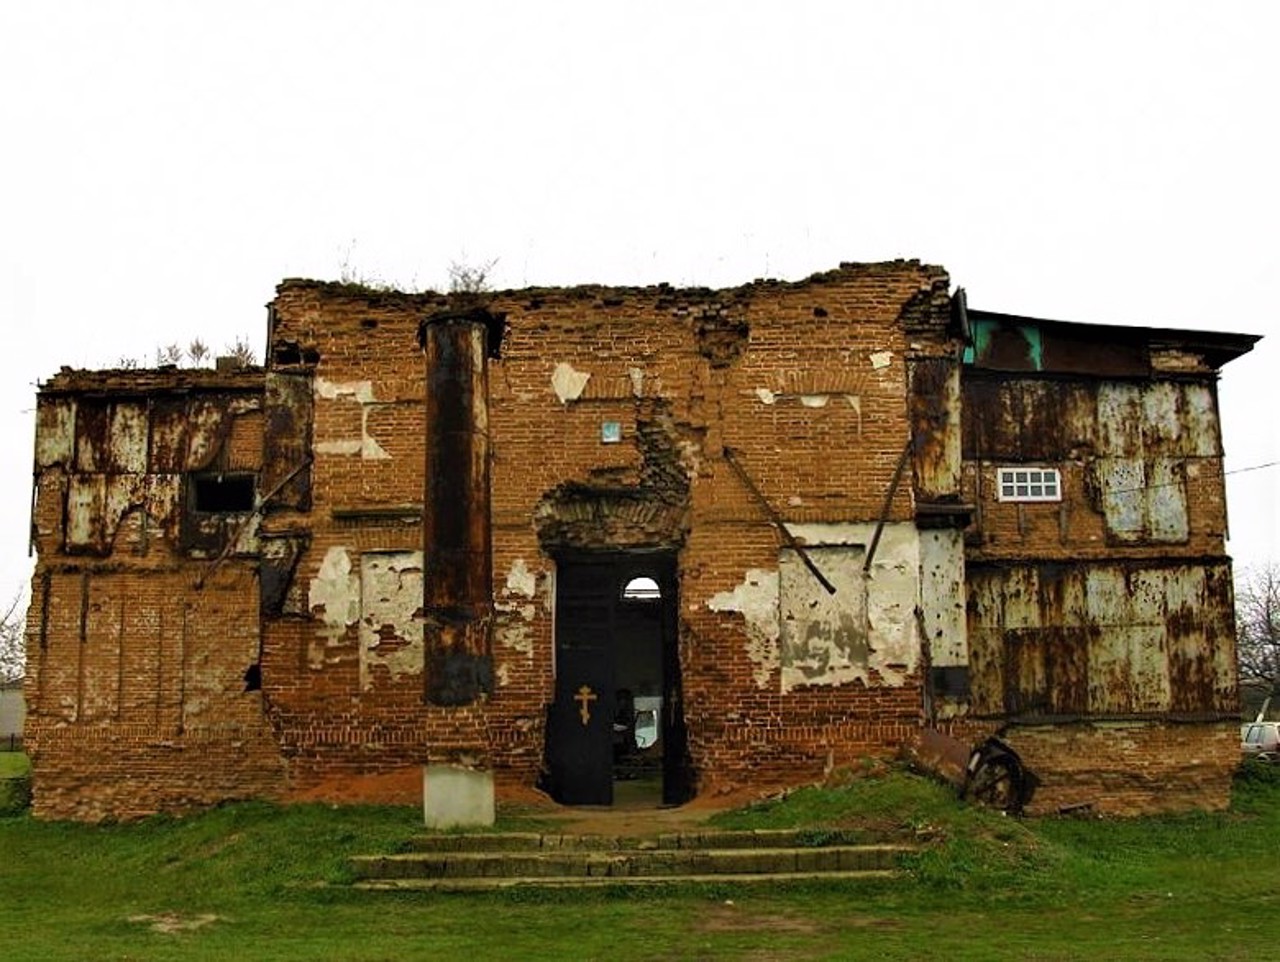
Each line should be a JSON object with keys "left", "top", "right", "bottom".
{"left": 966, "top": 755, "right": 1019, "bottom": 812}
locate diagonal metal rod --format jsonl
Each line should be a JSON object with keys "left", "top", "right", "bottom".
{"left": 195, "top": 456, "right": 313, "bottom": 589}
{"left": 723, "top": 446, "right": 836, "bottom": 595}
{"left": 864, "top": 437, "right": 914, "bottom": 573}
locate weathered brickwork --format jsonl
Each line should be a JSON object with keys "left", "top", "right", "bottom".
{"left": 23, "top": 368, "right": 285, "bottom": 819}
{"left": 23, "top": 265, "right": 1258, "bottom": 820}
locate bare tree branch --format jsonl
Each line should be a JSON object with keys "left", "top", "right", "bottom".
{"left": 0, "top": 591, "right": 26, "bottom": 683}
{"left": 1238, "top": 563, "right": 1280, "bottom": 698}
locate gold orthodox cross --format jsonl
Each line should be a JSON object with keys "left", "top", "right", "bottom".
{"left": 574, "top": 685, "right": 597, "bottom": 726}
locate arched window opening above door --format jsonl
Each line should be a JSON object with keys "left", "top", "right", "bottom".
{"left": 621, "top": 576, "right": 661, "bottom": 602}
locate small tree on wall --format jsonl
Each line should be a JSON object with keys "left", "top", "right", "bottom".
{"left": 0, "top": 593, "right": 25, "bottom": 683}
{"left": 1237, "top": 563, "right": 1280, "bottom": 704}
{"left": 448, "top": 259, "right": 496, "bottom": 308}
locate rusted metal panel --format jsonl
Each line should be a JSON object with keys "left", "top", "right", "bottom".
{"left": 1095, "top": 457, "right": 1188, "bottom": 544}
{"left": 1146, "top": 458, "right": 1189, "bottom": 542}
{"left": 1016, "top": 381, "right": 1097, "bottom": 460}
{"left": 72, "top": 400, "right": 148, "bottom": 474}
{"left": 184, "top": 398, "right": 233, "bottom": 471}
{"left": 109, "top": 403, "right": 148, "bottom": 473}
{"left": 968, "top": 377, "right": 1218, "bottom": 464}
{"left": 262, "top": 372, "right": 313, "bottom": 511}
{"left": 962, "top": 379, "right": 1097, "bottom": 460}
{"left": 35, "top": 398, "right": 75, "bottom": 469}
{"left": 966, "top": 315, "right": 1150, "bottom": 375}
{"left": 967, "top": 562, "right": 1235, "bottom": 720}
{"left": 967, "top": 318, "right": 1043, "bottom": 371}
{"left": 1096, "top": 384, "right": 1144, "bottom": 455}
{"left": 64, "top": 474, "right": 145, "bottom": 554}
{"left": 1002, "top": 626, "right": 1091, "bottom": 715}
{"left": 1179, "top": 383, "right": 1221, "bottom": 457}
{"left": 909, "top": 356, "right": 961, "bottom": 500}
{"left": 148, "top": 398, "right": 188, "bottom": 473}
{"left": 419, "top": 309, "right": 499, "bottom": 705}
{"left": 260, "top": 534, "right": 309, "bottom": 616}
{"left": 73, "top": 400, "right": 110, "bottom": 472}
{"left": 1097, "top": 457, "right": 1145, "bottom": 539}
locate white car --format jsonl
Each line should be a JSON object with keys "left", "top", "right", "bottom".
{"left": 1241, "top": 721, "right": 1280, "bottom": 761}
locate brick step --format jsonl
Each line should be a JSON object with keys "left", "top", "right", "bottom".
{"left": 401, "top": 827, "right": 876, "bottom": 853}
{"left": 354, "top": 869, "right": 900, "bottom": 893}
{"left": 348, "top": 843, "right": 913, "bottom": 882}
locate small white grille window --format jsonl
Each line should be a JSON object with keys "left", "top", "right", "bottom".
{"left": 996, "top": 467, "right": 1061, "bottom": 503}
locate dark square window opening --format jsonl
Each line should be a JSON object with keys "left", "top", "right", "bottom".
{"left": 191, "top": 473, "right": 256, "bottom": 513}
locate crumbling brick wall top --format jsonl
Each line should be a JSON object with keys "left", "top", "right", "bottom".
{"left": 41, "top": 366, "right": 264, "bottom": 396}
{"left": 274, "top": 259, "right": 949, "bottom": 311}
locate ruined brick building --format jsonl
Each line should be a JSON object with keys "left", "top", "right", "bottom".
{"left": 22, "top": 261, "right": 1259, "bottom": 820}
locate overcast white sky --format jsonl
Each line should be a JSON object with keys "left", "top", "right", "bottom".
{"left": 1, "top": 1, "right": 1276, "bottom": 601}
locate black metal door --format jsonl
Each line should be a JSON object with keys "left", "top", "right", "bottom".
{"left": 546, "top": 552, "right": 691, "bottom": 806}
{"left": 547, "top": 558, "right": 617, "bottom": 805}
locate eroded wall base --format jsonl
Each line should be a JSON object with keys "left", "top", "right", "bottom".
{"left": 1006, "top": 721, "right": 1238, "bottom": 815}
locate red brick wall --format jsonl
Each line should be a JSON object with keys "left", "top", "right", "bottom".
{"left": 260, "top": 263, "right": 951, "bottom": 807}
{"left": 26, "top": 264, "right": 1242, "bottom": 820}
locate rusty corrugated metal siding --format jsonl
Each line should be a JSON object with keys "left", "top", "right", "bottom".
{"left": 34, "top": 382, "right": 264, "bottom": 559}
{"left": 967, "top": 561, "right": 1236, "bottom": 719}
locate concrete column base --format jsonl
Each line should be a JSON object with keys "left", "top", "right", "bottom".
{"left": 422, "top": 765, "right": 495, "bottom": 829}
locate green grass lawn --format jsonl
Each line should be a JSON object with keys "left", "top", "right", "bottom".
{"left": 0, "top": 751, "right": 29, "bottom": 778}
{"left": 3, "top": 762, "right": 1279, "bottom": 961}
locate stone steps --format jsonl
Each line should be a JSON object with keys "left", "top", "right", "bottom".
{"left": 349, "top": 829, "right": 915, "bottom": 892}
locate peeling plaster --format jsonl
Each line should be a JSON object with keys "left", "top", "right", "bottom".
{"left": 495, "top": 559, "right": 542, "bottom": 659}
{"left": 799, "top": 394, "right": 830, "bottom": 408}
{"left": 308, "top": 547, "right": 360, "bottom": 666}
{"left": 784, "top": 523, "right": 928, "bottom": 691}
{"left": 504, "top": 558, "right": 537, "bottom": 598}
{"left": 846, "top": 395, "right": 863, "bottom": 436}
{"left": 315, "top": 378, "right": 376, "bottom": 403}
{"left": 919, "top": 528, "right": 968, "bottom": 668}
{"left": 869, "top": 351, "right": 893, "bottom": 370}
{"left": 312, "top": 377, "right": 391, "bottom": 460}
{"left": 551, "top": 362, "right": 591, "bottom": 403}
{"left": 358, "top": 551, "right": 424, "bottom": 691}
{"left": 755, "top": 388, "right": 778, "bottom": 405}
{"left": 779, "top": 547, "right": 870, "bottom": 692}
{"left": 628, "top": 367, "right": 645, "bottom": 398}
{"left": 708, "top": 569, "right": 780, "bottom": 689}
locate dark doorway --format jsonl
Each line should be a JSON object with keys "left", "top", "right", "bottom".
{"left": 545, "top": 552, "right": 691, "bottom": 806}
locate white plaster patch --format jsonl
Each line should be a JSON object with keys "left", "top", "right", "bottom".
{"left": 708, "top": 569, "right": 780, "bottom": 689}
{"left": 495, "top": 608, "right": 536, "bottom": 656}
{"left": 799, "top": 394, "right": 829, "bottom": 408}
{"left": 780, "top": 523, "right": 923, "bottom": 690}
{"left": 845, "top": 395, "right": 863, "bottom": 436}
{"left": 755, "top": 387, "right": 778, "bottom": 405}
{"left": 309, "top": 547, "right": 360, "bottom": 663}
{"left": 315, "top": 377, "right": 376, "bottom": 403}
{"left": 358, "top": 551, "right": 424, "bottom": 691}
{"left": 551, "top": 362, "right": 591, "bottom": 403}
{"left": 312, "top": 378, "right": 390, "bottom": 460}
{"left": 316, "top": 439, "right": 363, "bottom": 456}
{"left": 361, "top": 421, "right": 391, "bottom": 460}
{"left": 504, "top": 558, "right": 537, "bottom": 598}
{"left": 779, "top": 546, "right": 870, "bottom": 692}
{"left": 869, "top": 351, "right": 893, "bottom": 370}
{"left": 495, "top": 559, "right": 540, "bottom": 657}
{"left": 628, "top": 367, "right": 645, "bottom": 398}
